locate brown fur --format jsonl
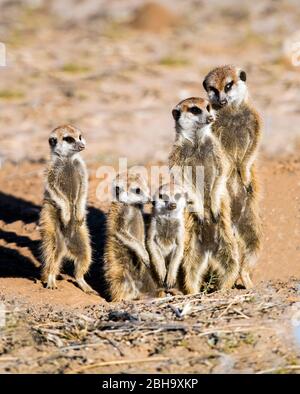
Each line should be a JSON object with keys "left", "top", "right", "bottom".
{"left": 104, "top": 173, "right": 156, "bottom": 301}
{"left": 40, "top": 125, "right": 94, "bottom": 293}
{"left": 169, "top": 98, "right": 240, "bottom": 294}
{"left": 204, "top": 66, "right": 262, "bottom": 288}
{"left": 147, "top": 183, "right": 186, "bottom": 294}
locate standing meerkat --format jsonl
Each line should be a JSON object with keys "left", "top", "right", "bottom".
{"left": 40, "top": 125, "right": 94, "bottom": 293}
{"left": 203, "top": 65, "right": 262, "bottom": 289}
{"left": 169, "top": 97, "right": 239, "bottom": 294}
{"left": 104, "top": 172, "right": 156, "bottom": 302}
{"left": 147, "top": 182, "right": 187, "bottom": 295}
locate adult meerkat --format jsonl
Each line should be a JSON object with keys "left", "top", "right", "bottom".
{"left": 169, "top": 97, "right": 239, "bottom": 294}
{"left": 40, "top": 125, "right": 94, "bottom": 293}
{"left": 203, "top": 65, "right": 262, "bottom": 289}
{"left": 104, "top": 172, "right": 156, "bottom": 302}
{"left": 147, "top": 182, "right": 187, "bottom": 294}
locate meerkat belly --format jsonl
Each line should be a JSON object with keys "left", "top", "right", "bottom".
{"left": 156, "top": 236, "right": 176, "bottom": 260}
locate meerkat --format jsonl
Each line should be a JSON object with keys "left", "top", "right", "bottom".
{"left": 147, "top": 182, "right": 187, "bottom": 295}
{"left": 40, "top": 125, "right": 94, "bottom": 293}
{"left": 203, "top": 65, "right": 262, "bottom": 289}
{"left": 104, "top": 172, "right": 156, "bottom": 302}
{"left": 169, "top": 97, "right": 239, "bottom": 294}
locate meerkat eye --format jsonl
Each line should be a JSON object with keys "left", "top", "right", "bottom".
{"left": 174, "top": 193, "right": 181, "bottom": 201}
{"left": 189, "top": 106, "right": 202, "bottom": 115}
{"left": 48, "top": 137, "right": 57, "bottom": 147}
{"left": 135, "top": 187, "right": 141, "bottom": 195}
{"left": 225, "top": 81, "right": 233, "bottom": 93}
{"left": 63, "top": 136, "right": 75, "bottom": 144}
{"left": 206, "top": 105, "right": 211, "bottom": 112}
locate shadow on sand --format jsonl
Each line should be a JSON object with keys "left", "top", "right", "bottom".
{"left": 0, "top": 191, "right": 107, "bottom": 298}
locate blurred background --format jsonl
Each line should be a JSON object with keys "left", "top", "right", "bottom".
{"left": 0, "top": 0, "right": 300, "bottom": 166}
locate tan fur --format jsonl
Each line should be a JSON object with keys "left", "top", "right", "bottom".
{"left": 204, "top": 65, "right": 262, "bottom": 288}
{"left": 104, "top": 173, "right": 156, "bottom": 302}
{"left": 40, "top": 125, "right": 94, "bottom": 293}
{"left": 169, "top": 97, "right": 239, "bottom": 294}
{"left": 147, "top": 183, "right": 186, "bottom": 294}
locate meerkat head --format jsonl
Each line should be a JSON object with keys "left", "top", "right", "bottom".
{"left": 48, "top": 124, "right": 85, "bottom": 158}
{"left": 113, "top": 172, "right": 150, "bottom": 205}
{"left": 152, "top": 183, "right": 187, "bottom": 216}
{"left": 172, "top": 97, "right": 215, "bottom": 141}
{"left": 203, "top": 65, "right": 248, "bottom": 109}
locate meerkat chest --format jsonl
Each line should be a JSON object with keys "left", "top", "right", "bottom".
{"left": 57, "top": 160, "right": 84, "bottom": 200}
{"left": 196, "top": 139, "right": 217, "bottom": 192}
{"left": 216, "top": 110, "right": 251, "bottom": 159}
{"left": 127, "top": 209, "right": 145, "bottom": 242}
{"left": 155, "top": 218, "right": 180, "bottom": 255}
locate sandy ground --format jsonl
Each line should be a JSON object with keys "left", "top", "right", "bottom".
{"left": 0, "top": 0, "right": 300, "bottom": 373}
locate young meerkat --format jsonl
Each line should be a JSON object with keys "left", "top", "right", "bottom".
{"left": 169, "top": 97, "right": 239, "bottom": 294}
{"left": 40, "top": 124, "right": 94, "bottom": 293}
{"left": 104, "top": 172, "right": 156, "bottom": 302}
{"left": 203, "top": 65, "right": 262, "bottom": 289}
{"left": 147, "top": 182, "right": 187, "bottom": 295}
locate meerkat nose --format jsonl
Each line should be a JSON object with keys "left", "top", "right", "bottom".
{"left": 77, "top": 142, "right": 85, "bottom": 151}
{"left": 206, "top": 116, "right": 214, "bottom": 124}
{"left": 169, "top": 202, "right": 177, "bottom": 210}
{"left": 220, "top": 98, "right": 228, "bottom": 106}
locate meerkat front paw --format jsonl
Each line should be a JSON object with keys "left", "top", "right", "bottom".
{"left": 210, "top": 208, "right": 220, "bottom": 224}
{"left": 61, "top": 210, "right": 71, "bottom": 227}
{"left": 164, "top": 272, "right": 177, "bottom": 289}
{"left": 141, "top": 249, "right": 151, "bottom": 268}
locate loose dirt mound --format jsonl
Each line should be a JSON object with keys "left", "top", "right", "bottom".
{"left": 130, "top": 2, "right": 178, "bottom": 32}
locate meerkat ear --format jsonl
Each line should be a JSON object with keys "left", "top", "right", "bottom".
{"left": 239, "top": 70, "right": 247, "bottom": 82}
{"left": 172, "top": 109, "right": 180, "bottom": 121}
{"left": 48, "top": 137, "right": 57, "bottom": 147}
{"left": 202, "top": 78, "right": 208, "bottom": 92}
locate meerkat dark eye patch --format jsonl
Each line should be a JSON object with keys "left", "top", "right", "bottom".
{"left": 63, "top": 136, "right": 75, "bottom": 144}
{"left": 225, "top": 81, "right": 233, "bottom": 93}
{"left": 189, "top": 106, "right": 202, "bottom": 115}
{"left": 174, "top": 193, "right": 182, "bottom": 201}
{"left": 48, "top": 137, "right": 57, "bottom": 147}
{"left": 134, "top": 187, "right": 142, "bottom": 195}
{"left": 172, "top": 109, "right": 181, "bottom": 121}
{"left": 240, "top": 70, "right": 247, "bottom": 81}
{"left": 209, "top": 87, "right": 219, "bottom": 98}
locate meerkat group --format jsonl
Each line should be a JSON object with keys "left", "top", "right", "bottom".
{"left": 40, "top": 64, "right": 261, "bottom": 301}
